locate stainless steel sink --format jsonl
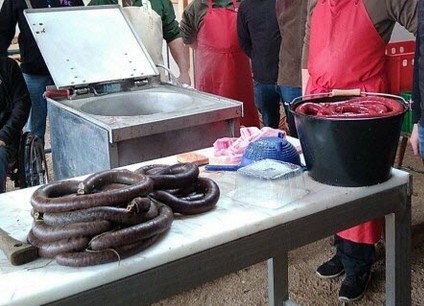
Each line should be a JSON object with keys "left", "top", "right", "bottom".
{"left": 27, "top": 6, "right": 242, "bottom": 181}
{"left": 80, "top": 91, "right": 194, "bottom": 116}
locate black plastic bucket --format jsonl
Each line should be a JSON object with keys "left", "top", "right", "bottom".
{"left": 289, "top": 93, "right": 407, "bottom": 187}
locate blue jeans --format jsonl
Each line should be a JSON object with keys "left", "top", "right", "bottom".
{"left": 277, "top": 86, "right": 302, "bottom": 138}
{"left": 253, "top": 82, "right": 281, "bottom": 128}
{"left": 0, "top": 143, "right": 18, "bottom": 193}
{"left": 23, "top": 73, "right": 54, "bottom": 143}
{"left": 419, "top": 122, "right": 424, "bottom": 158}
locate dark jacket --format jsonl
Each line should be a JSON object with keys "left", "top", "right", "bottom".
{"left": 0, "top": 0, "right": 85, "bottom": 75}
{"left": 412, "top": 0, "right": 424, "bottom": 125}
{"left": 276, "top": 0, "right": 307, "bottom": 87}
{"left": 237, "top": 0, "right": 281, "bottom": 83}
{"left": 0, "top": 58, "right": 31, "bottom": 145}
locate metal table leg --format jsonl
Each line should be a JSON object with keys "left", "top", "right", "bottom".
{"left": 268, "top": 252, "right": 288, "bottom": 306}
{"left": 385, "top": 181, "right": 412, "bottom": 305}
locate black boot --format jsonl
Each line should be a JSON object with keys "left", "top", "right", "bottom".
{"left": 316, "top": 236, "right": 345, "bottom": 279}
{"left": 337, "top": 237, "right": 375, "bottom": 303}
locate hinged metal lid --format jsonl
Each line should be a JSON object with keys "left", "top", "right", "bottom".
{"left": 24, "top": 6, "right": 159, "bottom": 89}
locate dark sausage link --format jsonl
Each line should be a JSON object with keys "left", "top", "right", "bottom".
{"left": 166, "top": 184, "right": 197, "bottom": 197}
{"left": 78, "top": 169, "right": 137, "bottom": 194}
{"left": 27, "top": 230, "right": 90, "bottom": 258}
{"left": 149, "top": 177, "right": 220, "bottom": 215}
{"left": 43, "top": 206, "right": 154, "bottom": 226}
{"left": 89, "top": 204, "right": 173, "bottom": 250}
{"left": 127, "top": 197, "right": 151, "bottom": 213}
{"left": 30, "top": 180, "right": 80, "bottom": 212}
{"left": 135, "top": 163, "right": 199, "bottom": 190}
{"left": 137, "top": 200, "right": 159, "bottom": 221}
{"left": 55, "top": 235, "right": 160, "bottom": 267}
{"left": 31, "top": 172, "right": 153, "bottom": 213}
{"left": 31, "top": 220, "right": 112, "bottom": 242}
{"left": 135, "top": 164, "right": 169, "bottom": 175}
{"left": 179, "top": 192, "right": 206, "bottom": 201}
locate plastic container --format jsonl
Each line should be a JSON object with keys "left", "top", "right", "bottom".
{"left": 290, "top": 93, "right": 407, "bottom": 187}
{"left": 400, "top": 91, "right": 413, "bottom": 134}
{"left": 228, "top": 159, "right": 308, "bottom": 209}
{"left": 240, "top": 133, "right": 301, "bottom": 167}
{"left": 385, "top": 41, "right": 415, "bottom": 95}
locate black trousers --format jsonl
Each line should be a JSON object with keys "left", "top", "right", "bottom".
{"left": 334, "top": 235, "right": 375, "bottom": 276}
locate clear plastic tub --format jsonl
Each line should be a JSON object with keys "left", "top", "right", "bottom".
{"left": 228, "top": 159, "right": 308, "bottom": 209}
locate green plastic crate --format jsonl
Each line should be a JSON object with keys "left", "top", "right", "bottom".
{"left": 400, "top": 91, "right": 413, "bottom": 134}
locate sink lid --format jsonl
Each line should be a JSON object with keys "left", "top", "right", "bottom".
{"left": 24, "top": 6, "right": 158, "bottom": 89}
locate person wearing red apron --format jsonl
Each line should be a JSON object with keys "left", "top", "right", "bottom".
{"left": 193, "top": 0, "right": 260, "bottom": 128}
{"left": 305, "top": 0, "right": 390, "bottom": 303}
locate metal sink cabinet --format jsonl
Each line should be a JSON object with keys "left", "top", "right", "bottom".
{"left": 25, "top": 6, "right": 242, "bottom": 180}
{"left": 47, "top": 85, "right": 241, "bottom": 180}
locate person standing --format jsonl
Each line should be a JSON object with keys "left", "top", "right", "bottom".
{"left": 180, "top": 0, "right": 260, "bottom": 128}
{"left": 0, "top": 0, "right": 85, "bottom": 144}
{"left": 88, "top": 0, "right": 191, "bottom": 85}
{"left": 411, "top": 0, "right": 424, "bottom": 161}
{"left": 236, "top": 0, "right": 281, "bottom": 129}
{"left": 0, "top": 57, "right": 31, "bottom": 193}
{"left": 275, "top": 0, "right": 307, "bottom": 138}
{"left": 302, "top": 0, "right": 417, "bottom": 303}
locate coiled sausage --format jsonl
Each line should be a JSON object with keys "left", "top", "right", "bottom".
{"left": 149, "top": 177, "right": 220, "bottom": 215}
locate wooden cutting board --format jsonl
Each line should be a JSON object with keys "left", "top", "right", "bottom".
{"left": 176, "top": 152, "right": 209, "bottom": 166}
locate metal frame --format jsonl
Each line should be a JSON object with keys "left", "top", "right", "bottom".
{"left": 46, "top": 180, "right": 411, "bottom": 306}
{"left": 8, "top": 131, "right": 49, "bottom": 189}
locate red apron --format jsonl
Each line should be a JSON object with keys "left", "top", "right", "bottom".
{"left": 307, "top": 0, "right": 386, "bottom": 244}
{"left": 194, "top": 0, "right": 259, "bottom": 127}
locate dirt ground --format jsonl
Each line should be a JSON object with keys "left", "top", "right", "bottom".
{"left": 6, "top": 128, "right": 424, "bottom": 306}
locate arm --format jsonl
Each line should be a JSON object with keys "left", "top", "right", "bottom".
{"left": 167, "top": 37, "right": 191, "bottom": 85}
{"left": 158, "top": 0, "right": 191, "bottom": 85}
{"left": 385, "top": 0, "right": 418, "bottom": 35}
{"left": 180, "top": 1, "right": 204, "bottom": 46}
{"left": 0, "top": 58, "right": 31, "bottom": 145}
{"left": 301, "top": 69, "right": 309, "bottom": 96}
{"left": 236, "top": 3, "right": 252, "bottom": 58}
{"left": 0, "top": 0, "right": 18, "bottom": 57}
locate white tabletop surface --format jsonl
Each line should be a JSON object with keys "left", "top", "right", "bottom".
{"left": 0, "top": 145, "right": 410, "bottom": 306}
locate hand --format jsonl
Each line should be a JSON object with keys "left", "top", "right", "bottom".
{"left": 0, "top": 140, "right": 5, "bottom": 147}
{"left": 409, "top": 124, "right": 420, "bottom": 155}
{"left": 301, "top": 69, "right": 309, "bottom": 96}
{"left": 177, "top": 72, "right": 191, "bottom": 86}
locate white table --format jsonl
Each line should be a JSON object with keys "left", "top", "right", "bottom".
{"left": 0, "top": 148, "right": 411, "bottom": 306}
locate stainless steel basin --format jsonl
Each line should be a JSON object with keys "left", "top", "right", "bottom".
{"left": 80, "top": 91, "right": 194, "bottom": 116}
